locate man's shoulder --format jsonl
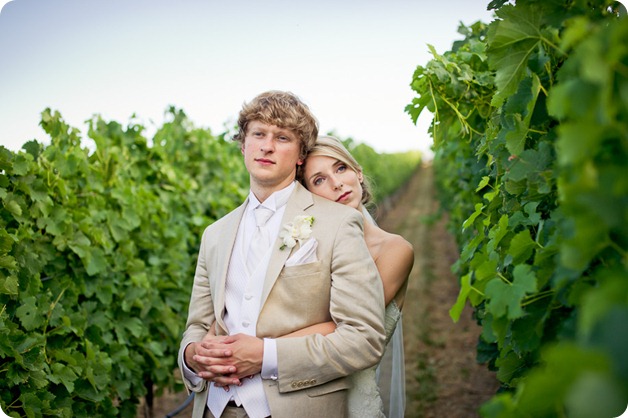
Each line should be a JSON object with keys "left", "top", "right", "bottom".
{"left": 202, "top": 202, "right": 246, "bottom": 233}
{"left": 307, "top": 193, "right": 361, "bottom": 225}
{"left": 309, "top": 192, "right": 353, "bottom": 211}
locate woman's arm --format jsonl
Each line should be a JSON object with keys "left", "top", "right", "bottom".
{"left": 205, "top": 320, "right": 337, "bottom": 338}
{"left": 377, "top": 236, "right": 414, "bottom": 308}
{"left": 280, "top": 321, "right": 336, "bottom": 337}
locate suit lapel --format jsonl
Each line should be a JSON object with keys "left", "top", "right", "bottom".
{"left": 213, "top": 198, "right": 248, "bottom": 333}
{"left": 260, "top": 183, "right": 314, "bottom": 308}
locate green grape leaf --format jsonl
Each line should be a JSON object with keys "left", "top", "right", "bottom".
{"left": 486, "top": 264, "right": 537, "bottom": 319}
{"left": 476, "top": 176, "right": 491, "bottom": 191}
{"left": 15, "top": 296, "right": 46, "bottom": 331}
{"left": 450, "top": 273, "right": 472, "bottom": 322}
{"left": 84, "top": 248, "right": 107, "bottom": 276}
{"left": 11, "top": 154, "right": 31, "bottom": 176}
{"left": 509, "top": 229, "right": 536, "bottom": 264}
{"left": 0, "top": 274, "right": 19, "bottom": 295}
{"left": 0, "top": 255, "right": 17, "bottom": 270}
{"left": 4, "top": 198, "right": 23, "bottom": 217}
{"left": 49, "top": 362, "right": 78, "bottom": 393}
{"left": 463, "top": 203, "right": 485, "bottom": 230}
{"left": 487, "top": 5, "right": 542, "bottom": 107}
{"left": 495, "top": 349, "right": 526, "bottom": 383}
{"left": 487, "top": 214, "right": 510, "bottom": 253}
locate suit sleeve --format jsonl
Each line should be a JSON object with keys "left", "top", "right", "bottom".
{"left": 178, "top": 227, "right": 215, "bottom": 392}
{"left": 274, "top": 210, "right": 386, "bottom": 393}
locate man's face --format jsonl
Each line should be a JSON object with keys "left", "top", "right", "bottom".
{"left": 242, "top": 120, "right": 303, "bottom": 192}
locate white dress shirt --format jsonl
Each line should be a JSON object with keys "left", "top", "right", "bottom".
{"left": 182, "top": 182, "right": 295, "bottom": 418}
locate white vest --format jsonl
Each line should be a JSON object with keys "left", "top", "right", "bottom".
{"left": 207, "top": 184, "right": 294, "bottom": 418}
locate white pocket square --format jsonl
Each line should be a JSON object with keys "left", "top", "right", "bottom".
{"left": 285, "top": 238, "right": 318, "bottom": 267}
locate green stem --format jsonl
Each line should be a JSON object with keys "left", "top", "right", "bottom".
{"left": 436, "top": 92, "right": 473, "bottom": 136}
{"left": 42, "top": 284, "right": 69, "bottom": 364}
{"left": 428, "top": 79, "right": 441, "bottom": 142}
{"left": 497, "top": 272, "right": 512, "bottom": 285}
{"left": 470, "top": 286, "right": 485, "bottom": 297}
{"left": 608, "top": 239, "right": 627, "bottom": 257}
{"left": 541, "top": 35, "right": 567, "bottom": 57}
{"left": 521, "top": 290, "right": 554, "bottom": 307}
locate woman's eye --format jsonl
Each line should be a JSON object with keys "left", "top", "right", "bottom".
{"left": 313, "top": 177, "right": 324, "bottom": 186}
{"left": 337, "top": 164, "right": 347, "bottom": 172}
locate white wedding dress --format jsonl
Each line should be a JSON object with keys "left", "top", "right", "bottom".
{"left": 347, "top": 300, "right": 404, "bottom": 417}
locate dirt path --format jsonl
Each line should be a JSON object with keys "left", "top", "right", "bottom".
{"left": 145, "top": 163, "right": 499, "bottom": 418}
{"left": 377, "top": 163, "right": 499, "bottom": 417}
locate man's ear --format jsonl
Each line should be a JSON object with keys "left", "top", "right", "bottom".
{"left": 241, "top": 143, "right": 245, "bottom": 155}
{"left": 297, "top": 159, "right": 303, "bottom": 166}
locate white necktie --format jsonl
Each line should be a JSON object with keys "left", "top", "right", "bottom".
{"left": 247, "top": 205, "right": 274, "bottom": 273}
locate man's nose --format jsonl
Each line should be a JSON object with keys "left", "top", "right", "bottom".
{"left": 260, "top": 136, "right": 275, "bottom": 152}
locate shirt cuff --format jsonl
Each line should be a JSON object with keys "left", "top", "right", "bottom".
{"left": 181, "top": 342, "right": 203, "bottom": 386}
{"left": 261, "top": 338, "right": 278, "bottom": 380}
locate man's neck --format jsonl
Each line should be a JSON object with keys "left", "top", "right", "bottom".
{"left": 250, "top": 179, "right": 296, "bottom": 203}
{"left": 250, "top": 181, "right": 296, "bottom": 204}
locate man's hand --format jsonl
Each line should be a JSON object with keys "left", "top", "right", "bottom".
{"left": 184, "top": 335, "right": 240, "bottom": 386}
{"left": 194, "top": 333, "right": 264, "bottom": 386}
{"left": 184, "top": 333, "right": 265, "bottom": 386}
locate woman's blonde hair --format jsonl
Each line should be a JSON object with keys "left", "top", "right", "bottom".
{"left": 232, "top": 90, "right": 319, "bottom": 160}
{"left": 299, "top": 135, "right": 373, "bottom": 205}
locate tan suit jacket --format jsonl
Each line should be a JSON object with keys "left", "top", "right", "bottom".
{"left": 179, "top": 182, "right": 386, "bottom": 418}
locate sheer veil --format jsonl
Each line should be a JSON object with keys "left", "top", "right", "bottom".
{"left": 363, "top": 208, "right": 406, "bottom": 417}
{"left": 377, "top": 321, "right": 406, "bottom": 417}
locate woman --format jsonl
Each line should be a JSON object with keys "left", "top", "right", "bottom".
{"left": 292, "top": 135, "right": 414, "bottom": 417}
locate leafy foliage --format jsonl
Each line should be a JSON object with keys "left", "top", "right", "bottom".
{"left": 407, "top": 0, "right": 628, "bottom": 416}
{"left": 0, "top": 108, "right": 248, "bottom": 417}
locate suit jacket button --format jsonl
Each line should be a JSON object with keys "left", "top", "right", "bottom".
{"left": 291, "top": 382, "right": 298, "bottom": 388}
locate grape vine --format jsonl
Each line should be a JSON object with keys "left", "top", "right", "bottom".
{"left": 407, "top": 0, "right": 627, "bottom": 416}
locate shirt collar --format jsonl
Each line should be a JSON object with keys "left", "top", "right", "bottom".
{"left": 248, "top": 181, "right": 296, "bottom": 213}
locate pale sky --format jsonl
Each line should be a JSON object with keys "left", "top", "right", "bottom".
{"left": 0, "top": 0, "right": 494, "bottom": 155}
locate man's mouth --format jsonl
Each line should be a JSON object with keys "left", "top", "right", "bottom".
{"left": 255, "top": 158, "right": 275, "bottom": 165}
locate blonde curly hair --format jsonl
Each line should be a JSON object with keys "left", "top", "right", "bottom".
{"left": 232, "top": 91, "right": 319, "bottom": 160}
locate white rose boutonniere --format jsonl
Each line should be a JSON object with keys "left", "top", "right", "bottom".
{"left": 279, "top": 215, "right": 315, "bottom": 250}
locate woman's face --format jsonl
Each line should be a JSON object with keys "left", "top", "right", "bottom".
{"left": 303, "top": 155, "right": 363, "bottom": 209}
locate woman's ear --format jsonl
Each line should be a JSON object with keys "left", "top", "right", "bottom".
{"left": 358, "top": 171, "right": 364, "bottom": 182}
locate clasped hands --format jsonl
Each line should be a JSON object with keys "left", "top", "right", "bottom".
{"left": 185, "top": 332, "right": 264, "bottom": 388}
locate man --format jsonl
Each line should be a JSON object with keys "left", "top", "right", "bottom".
{"left": 178, "top": 91, "right": 385, "bottom": 418}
